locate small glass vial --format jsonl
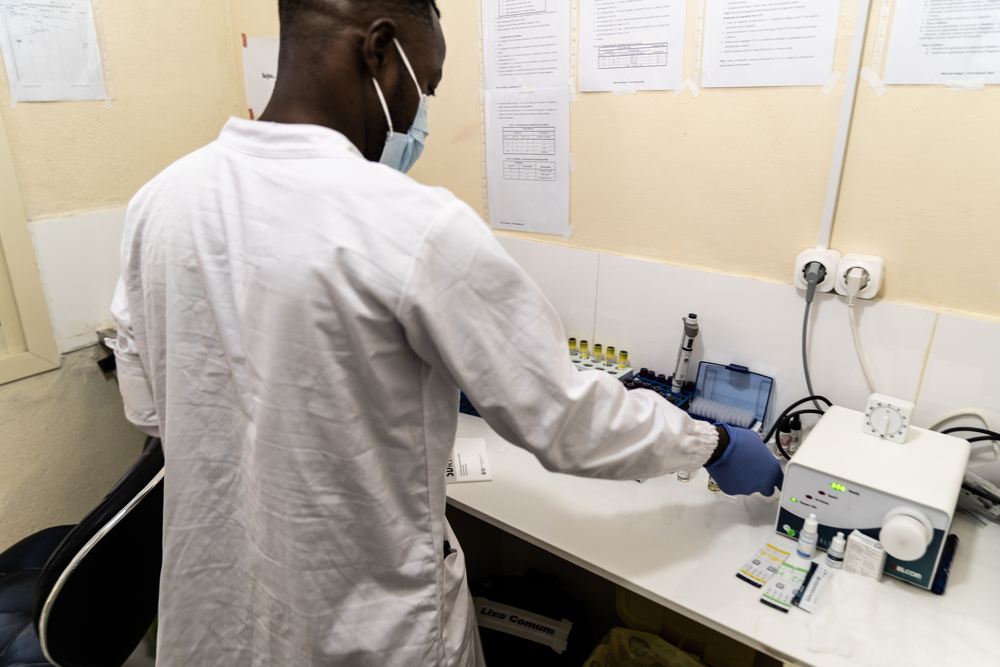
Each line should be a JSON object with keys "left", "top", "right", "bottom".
{"left": 826, "top": 531, "right": 846, "bottom": 569}
{"left": 579, "top": 340, "right": 589, "bottom": 359}
{"left": 777, "top": 419, "right": 792, "bottom": 458}
{"left": 707, "top": 476, "right": 721, "bottom": 492}
{"left": 593, "top": 343, "right": 604, "bottom": 365}
{"left": 787, "top": 415, "right": 803, "bottom": 456}
{"left": 676, "top": 470, "right": 691, "bottom": 482}
{"left": 605, "top": 347, "right": 615, "bottom": 368}
{"left": 568, "top": 338, "right": 578, "bottom": 356}
{"left": 617, "top": 350, "right": 628, "bottom": 370}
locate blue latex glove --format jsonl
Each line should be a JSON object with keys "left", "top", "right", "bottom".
{"left": 705, "top": 424, "right": 783, "bottom": 496}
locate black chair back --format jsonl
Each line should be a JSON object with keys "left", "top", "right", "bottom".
{"left": 32, "top": 437, "right": 164, "bottom": 667}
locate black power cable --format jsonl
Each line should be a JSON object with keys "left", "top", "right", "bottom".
{"left": 941, "top": 426, "right": 1000, "bottom": 442}
{"left": 771, "top": 409, "right": 826, "bottom": 460}
{"left": 764, "top": 396, "right": 832, "bottom": 444}
{"left": 764, "top": 395, "right": 833, "bottom": 461}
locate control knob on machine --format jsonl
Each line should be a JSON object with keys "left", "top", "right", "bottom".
{"left": 880, "top": 507, "right": 933, "bottom": 561}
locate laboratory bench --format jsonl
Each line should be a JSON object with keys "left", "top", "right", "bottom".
{"left": 447, "top": 414, "right": 1000, "bottom": 667}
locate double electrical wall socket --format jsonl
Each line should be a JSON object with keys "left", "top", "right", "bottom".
{"left": 834, "top": 253, "right": 885, "bottom": 299}
{"left": 794, "top": 248, "right": 842, "bottom": 293}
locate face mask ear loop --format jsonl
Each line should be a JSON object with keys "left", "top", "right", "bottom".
{"left": 371, "top": 77, "right": 394, "bottom": 135}
{"left": 392, "top": 38, "right": 422, "bottom": 96}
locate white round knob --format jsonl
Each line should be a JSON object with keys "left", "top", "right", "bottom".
{"left": 870, "top": 407, "right": 900, "bottom": 436}
{"left": 880, "top": 508, "right": 932, "bottom": 561}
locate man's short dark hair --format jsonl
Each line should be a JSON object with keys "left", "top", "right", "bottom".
{"left": 278, "top": 0, "right": 440, "bottom": 27}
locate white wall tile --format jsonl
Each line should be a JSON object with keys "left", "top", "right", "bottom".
{"left": 494, "top": 239, "right": 954, "bottom": 431}
{"left": 914, "top": 314, "right": 1000, "bottom": 464}
{"left": 591, "top": 254, "right": 937, "bottom": 428}
{"left": 30, "top": 209, "right": 126, "bottom": 353}
{"left": 496, "top": 236, "right": 599, "bottom": 342}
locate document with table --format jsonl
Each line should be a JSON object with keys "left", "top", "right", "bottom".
{"left": 485, "top": 86, "right": 570, "bottom": 236}
{"left": 701, "top": 0, "right": 841, "bottom": 88}
{"left": 0, "top": 0, "right": 107, "bottom": 102}
{"left": 579, "top": 0, "right": 687, "bottom": 92}
{"left": 482, "top": 0, "right": 571, "bottom": 234}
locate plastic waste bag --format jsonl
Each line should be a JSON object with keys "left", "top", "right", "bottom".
{"left": 585, "top": 627, "right": 702, "bottom": 667}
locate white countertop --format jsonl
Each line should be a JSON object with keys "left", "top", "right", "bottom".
{"left": 447, "top": 414, "right": 1000, "bottom": 667}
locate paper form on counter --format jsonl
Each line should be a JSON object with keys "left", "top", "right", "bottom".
{"left": 483, "top": 0, "right": 570, "bottom": 90}
{"left": 883, "top": 0, "right": 1000, "bottom": 85}
{"left": 0, "top": 0, "right": 107, "bottom": 102}
{"left": 701, "top": 0, "right": 841, "bottom": 88}
{"left": 447, "top": 438, "right": 493, "bottom": 484}
{"left": 579, "top": 0, "right": 687, "bottom": 92}
{"left": 242, "top": 37, "right": 279, "bottom": 120}
{"left": 485, "top": 86, "right": 570, "bottom": 235}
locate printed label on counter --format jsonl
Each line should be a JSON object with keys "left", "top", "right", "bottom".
{"left": 446, "top": 438, "right": 493, "bottom": 484}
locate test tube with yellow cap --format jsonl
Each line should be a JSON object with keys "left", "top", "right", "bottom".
{"left": 580, "top": 340, "right": 589, "bottom": 359}
{"left": 568, "top": 338, "right": 578, "bottom": 356}
{"left": 605, "top": 346, "right": 615, "bottom": 369}
{"left": 593, "top": 343, "right": 603, "bottom": 365}
{"left": 617, "top": 350, "right": 628, "bottom": 370}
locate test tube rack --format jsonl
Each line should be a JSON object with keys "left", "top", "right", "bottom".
{"left": 570, "top": 355, "right": 634, "bottom": 380}
{"left": 459, "top": 392, "right": 481, "bottom": 417}
{"left": 623, "top": 367, "right": 695, "bottom": 410}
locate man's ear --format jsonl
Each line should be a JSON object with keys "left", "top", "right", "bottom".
{"left": 361, "top": 19, "right": 398, "bottom": 78}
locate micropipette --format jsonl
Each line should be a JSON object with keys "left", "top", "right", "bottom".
{"left": 671, "top": 314, "right": 699, "bottom": 393}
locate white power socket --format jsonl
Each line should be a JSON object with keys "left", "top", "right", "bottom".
{"left": 834, "top": 253, "right": 885, "bottom": 299}
{"left": 794, "top": 248, "right": 842, "bottom": 293}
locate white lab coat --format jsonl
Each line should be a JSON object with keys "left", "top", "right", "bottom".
{"left": 111, "top": 117, "right": 718, "bottom": 667}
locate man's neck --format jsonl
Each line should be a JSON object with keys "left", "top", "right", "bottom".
{"left": 258, "top": 86, "right": 368, "bottom": 158}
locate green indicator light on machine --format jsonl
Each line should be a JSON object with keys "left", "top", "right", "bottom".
{"left": 831, "top": 483, "right": 846, "bottom": 492}
{"left": 791, "top": 498, "right": 797, "bottom": 502}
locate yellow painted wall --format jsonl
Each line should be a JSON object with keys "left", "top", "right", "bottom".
{"left": 2, "top": 0, "right": 995, "bottom": 319}
{"left": 0, "top": 346, "right": 146, "bottom": 552}
{"left": 0, "top": 0, "right": 242, "bottom": 220}
{"left": 291, "top": 0, "right": 994, "bottom": 323}
{"left": 412, "top": 0, "right": 1000, "bottom": 321}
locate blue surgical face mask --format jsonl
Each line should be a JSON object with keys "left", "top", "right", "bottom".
{"left": 371, "top": 39, "right": 429, "bottom": 173}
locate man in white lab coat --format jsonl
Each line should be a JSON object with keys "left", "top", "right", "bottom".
{"left": 111, "top": 1, "right": 782, "bottom": 665}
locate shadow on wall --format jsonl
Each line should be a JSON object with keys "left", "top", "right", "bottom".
{"left": 0, "top": 344, "right": 147, "bottom": 552}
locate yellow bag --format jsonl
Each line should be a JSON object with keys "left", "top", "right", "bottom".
{"left": 585, "top": 628, "right": 702, "bottom": 667}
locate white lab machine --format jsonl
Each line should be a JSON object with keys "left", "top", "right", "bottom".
{"left": 776, "top": 405, "right": 970, "bottom": 589}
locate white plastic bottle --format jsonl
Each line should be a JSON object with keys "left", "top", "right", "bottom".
{"left": 796, "top": 513, "right": 819, "bottom": 559}
{"left": 826, "top": 531, "right": 846, "bottom": 569}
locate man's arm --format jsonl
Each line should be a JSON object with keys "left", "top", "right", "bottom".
{"left": 110, "top": 277, "right": 160, "bottom": 438}
{"left": 396, "top": 201, "right": 720, "bottom": 481}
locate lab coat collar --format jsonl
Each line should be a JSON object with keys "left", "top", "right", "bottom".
{"left": 218, "top": 117, "right": 365, "bottom": 160}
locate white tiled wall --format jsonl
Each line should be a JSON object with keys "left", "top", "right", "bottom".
{"left": 496, "top": 237, "right": 1000, "bottom": 444}
{"left": 496, "top": 236, "right": 599, "bottom": 343}
{"left": 30, "top": 208, "right": 126, "bottom": 352}
{"left": 916, "top": 315, "right": 1000, "bottom": 467}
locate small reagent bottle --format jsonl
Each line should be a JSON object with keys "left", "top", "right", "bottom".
{"left": 777, "top": 418, "right": 792, "bottom": 458}
{"left": 796, "top": 513, "right": 819, "bottom": 559}
{"left": 787, "top": 415, "right": 803, "bottom": 455}
{"left": 826, "top": 531, "right": 846, "bottom": 569}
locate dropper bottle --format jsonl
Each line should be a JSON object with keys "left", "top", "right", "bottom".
{"left": 796, "top": 513, "right": 819, "bottom": 559}
{"left": 826, "top": 532, "right": 846, "bottom": 569}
